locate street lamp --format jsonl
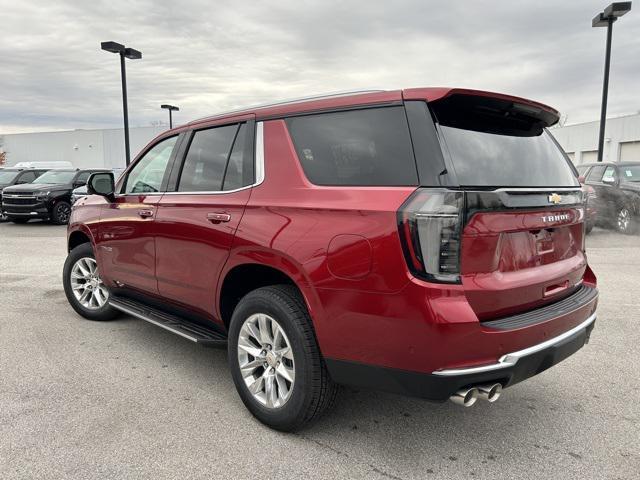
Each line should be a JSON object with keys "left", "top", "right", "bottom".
{"left": 101, "top": 41, "right": 142, "bottom": 166}
{"left": 161, "top": 104, "right": 180, "bottom": 129}
{"left": 592, "top": 2, "right": 632, "bottom": 162}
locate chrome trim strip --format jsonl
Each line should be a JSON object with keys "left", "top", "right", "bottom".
{"left": 432, "top": 313, "right": 596, "bottom": 376}
{"left": 491, "top": 187, "right": 582, "bottom": 193}
{"left": 109, "top": 301, "right": 199, "bottom": 343}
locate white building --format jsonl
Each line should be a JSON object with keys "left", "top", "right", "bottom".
{"left": 0, "top": 125, "right": 166, "bottom": 169}
{"left": 551, "top": 112, "right": 640, "bottom": 164}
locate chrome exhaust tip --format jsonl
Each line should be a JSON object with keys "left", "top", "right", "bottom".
{"left": 477, "top": 383, "right": 502, "bottom": 403}
{"left": 450, "top": 387, "right": 479, "bottom": 407}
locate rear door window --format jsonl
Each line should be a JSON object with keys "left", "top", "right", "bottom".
{"left": 286, "top": 107, "right": 418, "bottom": 186}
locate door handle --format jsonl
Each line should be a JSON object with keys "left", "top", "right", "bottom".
{"left": 207, "top": 212, "right": 231, "bottom": 223}
{"left": 138, "top": 209, "right": 154, "bottom": 218}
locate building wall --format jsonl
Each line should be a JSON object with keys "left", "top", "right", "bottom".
{"left": 0, "top": 126, "right": 166, "bottom": 169}
{"left": 550, "top": 113, "right": 640, "bottom": 164}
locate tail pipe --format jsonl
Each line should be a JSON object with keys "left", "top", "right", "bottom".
{"left": 450, "top": 383, "right": 502, "bottom": 407}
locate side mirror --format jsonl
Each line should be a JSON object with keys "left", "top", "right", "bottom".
{"left": 87, "top": 172, "right": 115, "bottom": 201}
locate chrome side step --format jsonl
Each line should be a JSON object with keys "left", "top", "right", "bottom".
{"left": 109, "top": 296, "right": 227, "bottom": 348}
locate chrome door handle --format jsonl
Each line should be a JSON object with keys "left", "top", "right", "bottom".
{"left": 207, "top": 212, "right": 231, "bottom": 223}
{"left": 138, "top": 209, "right": 154, "bottom": 218}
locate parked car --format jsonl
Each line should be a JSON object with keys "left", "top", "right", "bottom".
{"left": 0, "top": 168, "right": 49, "bottom": 221}
{"left": 576, "top": 162, "right": 640, "bottom": 234}
{"left": 63, "top": 88, "right": 598, "bottom": 431}
{"left": 71, "top": 168, "right": 125, "bottom": 204}
{"left": 582, "top": 184, "right": 598, "bottom": 234}
{"left": 2, "top": 168, "right": 109, "bottom": 224}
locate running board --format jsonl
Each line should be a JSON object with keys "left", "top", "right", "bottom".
{"left": 109, "top": 296, "right": 227, "bottom": 348}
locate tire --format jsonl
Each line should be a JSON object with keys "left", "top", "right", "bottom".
{"left": 9, "top": 218, "right": 29, "bottom": 224}
{"left": 615, "top": 206, "right": 637, "bottom": 235}
{"left": 63, "top": 243, "right": 119, "bottom": 321}
{"left": 51, "top": 201, "right": 72, "bottom": 225}
{"left": 228, "top": 285, "right": 339, "bottom": 431}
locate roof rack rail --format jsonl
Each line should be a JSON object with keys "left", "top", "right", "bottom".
{"left": 190, "top": 89, "right": 386, "bottom": 124}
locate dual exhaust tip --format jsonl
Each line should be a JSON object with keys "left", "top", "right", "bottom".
{"left": 450, "top": 383, "right": 502, "bottom": 407}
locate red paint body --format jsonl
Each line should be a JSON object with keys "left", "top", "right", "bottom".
{"left": 69, "top": 87, "right": 597, "bottom": 378}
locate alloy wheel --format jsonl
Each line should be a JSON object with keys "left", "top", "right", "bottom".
{"left": 70, "top": 257, "right": 109, "bottom": 309}
{"left": 617, "top": 208, "right": 631, "bottom": 233}
{"left": 237, "top": 313, "right": 295, "bottom": 409}
{"left": 57, "top": 203, "right": 71, "bottom": 223}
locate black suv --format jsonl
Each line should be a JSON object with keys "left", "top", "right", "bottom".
{"left": 576, "top": 162, "right": 640, "bottom": 234}
{"left": 2, "top": 168, "right": 108, "bottom": 224}
{"left": 0, "top": 168, "right": 49, "bottom": 221}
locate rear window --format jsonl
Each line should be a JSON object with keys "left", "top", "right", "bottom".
{"left": 431, "top": 95, "right": 579, "bottom": 188}
{"left": 286, "top": 107, "right": 418, "bottom": 186}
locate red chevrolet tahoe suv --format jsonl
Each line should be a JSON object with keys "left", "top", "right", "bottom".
{"left": 63, "top": 88, "right": 598, "bottom": 431}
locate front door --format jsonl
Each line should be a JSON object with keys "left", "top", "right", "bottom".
{"left": 97, "top": 135, "right": 179, "bottom": 295}
{"left": 154, "top": 121, "right": 255, "bottom": 319}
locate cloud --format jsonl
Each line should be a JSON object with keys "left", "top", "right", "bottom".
{"left": 0, "top": 0, "right": 638, "bottom": 133}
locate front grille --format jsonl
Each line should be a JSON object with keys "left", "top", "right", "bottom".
{"left": 2, "top": 196, "right": 37, "bottom": 206}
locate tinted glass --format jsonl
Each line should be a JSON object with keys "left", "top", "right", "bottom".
{"left": 124, "top": 136, "right": 177, "bottom": 194}
{"left": 75, "top": 171, "right": 91, "bottom": 185}
{"left": 19, "top": 171, "right": 37, "bottom": 183}
{"left": 178, "top": 125, "right": 238, "bottom": 192}
{"left": 586, "top": 165, "right": 606, "bottom": 182}
{"left": 438, "top": 127, "right": 578, "bottom": 187}
{"left": 223, "top": 123, "right": 248, "bottom": 191}
{"left": 286, "top": 107, "right": 418, "bottom": 186}
{"left": 620, "top": 164, "right": 640, "bottom": 182}
{"left": 33, "top": 170, "right": 76, "bottom": 184}
{"left": 602, "top": 166, "right": 617, "bottom": 182}
{"left": 576, "top": 166, "right": 590, "bottom": 176}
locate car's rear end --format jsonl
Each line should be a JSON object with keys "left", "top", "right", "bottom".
{"left": 324, "top": 89, "right": 597, "bottom": 405}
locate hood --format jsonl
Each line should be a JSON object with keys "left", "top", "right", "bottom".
{"left": 2, "top": 183, "right": 70, "bottom": 194}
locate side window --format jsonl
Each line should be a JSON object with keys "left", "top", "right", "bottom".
{"left": 75, "top": 171, "right": 91, "bottom": 185}
{"left": 602, "top": 166, "right": 616, "bottom": 183}
{"left": 178, "top": 125, "right": 238, "bottom": 192}
{"left": 124, "top": 136, "right": 177, "bottom": 194}
{"left": 286, "top": 106, "right": 418, "bottom": 186}
{"left": 586, "top": 165, "right": 606, "bottom": 182}
{"left": 575, "top": 166, "right": 589, "bottom": 177}
{"left": 18, "top": 171, "right": 37, "bottom": 183}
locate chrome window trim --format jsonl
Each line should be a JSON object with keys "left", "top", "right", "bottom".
{"left": 432, "top": 313, "right": 596, "bottom": 376}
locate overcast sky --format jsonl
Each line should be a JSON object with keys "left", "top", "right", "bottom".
{"left": 0, "top": 0, "right": 638, "bottom": 134}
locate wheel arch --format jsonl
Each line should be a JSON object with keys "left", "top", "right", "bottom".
{"left": 67, "top": 225, "right": 95, "bottom": 252}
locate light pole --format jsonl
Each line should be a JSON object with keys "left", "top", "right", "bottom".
{"left": 161, "top": 104, "right": 180, "bottom": 129}
{"left": 101, "top": 41, "right": 142, "bottom": 166}
{"left": 592, "top": 2, "right": 632, "bottom": 162}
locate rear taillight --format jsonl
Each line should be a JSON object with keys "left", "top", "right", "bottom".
{"left": 397, "top": 189, "right": 464, "bottom": 283}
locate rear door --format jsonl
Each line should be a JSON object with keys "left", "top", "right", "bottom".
{"left": 426, "top": 94, "right": 586, "bottom": 320}
{"left": 154, "top": 119, "right": 255, "bottom": 318}
{"left": 97, "top": 135, "right": 179, "bottom": 294}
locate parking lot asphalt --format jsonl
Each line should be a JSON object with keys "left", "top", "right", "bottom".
{"left": 0, "top": 221, "right": 638, "bottom": 480}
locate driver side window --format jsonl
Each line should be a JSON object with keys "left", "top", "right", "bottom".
{"left": 123, "top": 136, "right": 178, "bottom": 194}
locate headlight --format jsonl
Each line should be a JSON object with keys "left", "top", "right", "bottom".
{"left": 36, "top": 191, "right": 50, "bottom": 201}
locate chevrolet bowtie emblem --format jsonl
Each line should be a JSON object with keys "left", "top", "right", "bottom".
{"left": 548, "top": 193, "right": 562, "bottom": 205}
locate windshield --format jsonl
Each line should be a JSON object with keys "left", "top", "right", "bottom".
{"left": 32, "top": 170, "right": 76, "bottom": 184}
{"left": 0, "top": 170, "right": 20, "bottom": 183}
{"left": 620, "top": 165, "right": 640, "bottom": 182}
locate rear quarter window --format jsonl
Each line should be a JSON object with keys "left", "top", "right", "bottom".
{"left": 286, "top": 106, "right": 418, "bottom": 186}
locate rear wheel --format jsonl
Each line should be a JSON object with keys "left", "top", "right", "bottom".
{"left": 63, "top": 243, "right": 119, "bottom": 321}
{"left": 228, "top": 285, "right": 338, "bottom": 431}
{"left": 616, "top": 206, "right": 637, "bottom": 234}
{"left": 51, "top": 201, "right": 72, "bottom": 225}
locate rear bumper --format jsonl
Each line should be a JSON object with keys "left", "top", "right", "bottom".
{"left": 326, "top": 313, "right": 596, "bottom": 401}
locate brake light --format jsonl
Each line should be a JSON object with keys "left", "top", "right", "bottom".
{"left": 397, "top": 189, "right": 464, "bottom": 283}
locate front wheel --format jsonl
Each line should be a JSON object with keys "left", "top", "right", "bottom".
{"left": 63, "top": 243, "right": 119, "bottom": 321}
{"left": 228, "top": 285, "right": 339, "bottom": 431}
{"left": 616, "top": 206, "right": 637, "bottom": 235}
{"left": 51, "top": 201, "right": 72, "bottom": 225}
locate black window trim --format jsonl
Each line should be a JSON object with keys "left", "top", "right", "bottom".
{"left": 165, "top": 118, "right": 258, "bottom": 195}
